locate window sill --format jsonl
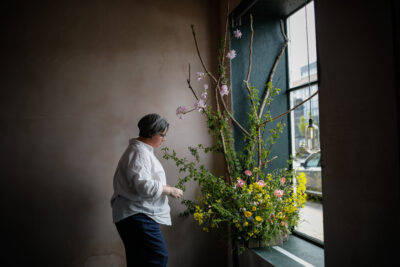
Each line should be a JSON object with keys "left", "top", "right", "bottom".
{"left": 241, "top": 235, "right": 324, "bottom": 267}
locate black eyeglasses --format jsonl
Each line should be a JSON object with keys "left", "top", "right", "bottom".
{"left": 159, "top": 132, "right": 167, "bottom": 137}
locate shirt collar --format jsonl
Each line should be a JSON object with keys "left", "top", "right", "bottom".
{"left": 130, "top": 138, "right": 154, "bottom": 153}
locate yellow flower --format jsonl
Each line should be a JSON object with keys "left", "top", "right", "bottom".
{"left": 252, "top": 206, "right": 257, "bottom": 211}
{"left": 244, "top": 211, "right": 252, "bottom": 217}
{"left": 244, "top": 222, "right": 249, "bottom": 227}
{"left": 193, "top": 212, "right": 204, "bottom": 225}
{"left": 255, "top": 216, "right": 263, "bottom": 222}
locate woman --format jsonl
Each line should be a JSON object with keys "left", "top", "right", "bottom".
{"left": 111, "top": 113, "right": 183, "bottom": 267}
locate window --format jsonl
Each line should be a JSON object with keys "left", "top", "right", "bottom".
{"left": 287, "top": 1, "right": 324, "bottom": 243}
{"left": 230, "top": 0, "right": 324, "bottom": 245}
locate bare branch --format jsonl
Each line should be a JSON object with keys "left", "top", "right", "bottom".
{"left": 191, "top": 25, "right": 218, "bottom": 84}
{"left": 220, "top": 0, "right": 230, "bottom": 68}
{"left": 213, "top": 76, "right": 232, "bottom": 184}
{"left": 262, "top": 156, "right": 278, "bottom": 167}
{"left": 244, "top": 15, "right": 257, "bottom": 113}
{"left": 263, "top": 90, "right": 319, "bottom": 126}
{"left": 217, "top": 85, "right": 251, "bottom": 136}
{"left": 186, "top": 64, "right": 199, "bottom": 100}
{"left": 258, "top": 20, "right": 288, "bottom": 118}
{"left": 246, "top": 14, "right": 254, "bottom": 84}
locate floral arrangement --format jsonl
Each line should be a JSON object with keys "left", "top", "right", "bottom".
{"left": 163, "top": 6, "right": 315, "bottom": 255}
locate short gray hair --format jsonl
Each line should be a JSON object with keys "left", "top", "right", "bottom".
{"left": 138, "top": 113, "right": 169, "bottom": 138}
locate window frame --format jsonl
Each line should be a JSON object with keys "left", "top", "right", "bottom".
{"left": 285, "top": 1, "right": 324, "bottom": 247}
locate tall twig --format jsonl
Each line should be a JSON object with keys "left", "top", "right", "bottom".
{"left": 244, "top": 14, "right": 257, "bottom": 114}
{"left": 220, "top": 0, "right": 230, "bottom": 69}
{"left": 218, "top": 85, "right": 251, "bottom": 136}
{"left": 258, "top": 20, "right": 288, "bottom": 119}
{"left": 191, "top": 25, "right": 219, "bottom": 85}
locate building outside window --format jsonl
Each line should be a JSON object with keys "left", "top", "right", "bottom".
{"left": 287, "top": 1, "right": 324, "bottom": 243}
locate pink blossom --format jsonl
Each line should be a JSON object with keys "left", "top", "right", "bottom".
{"left": 233, "top": 29, "right": 242, "bottom": 39}
{"left": 203, "top": 83, "right": 209, "bottom": 90}
{"left": 257, "top": 180, "right": 266, "bottom": 187}
{"left": 281, "top": 177, "right": 286, "bottom": 185}
{"left": 270, "top": 213, "right": 275, "bottom": 218}
{"left": 220, "top": 84, "right": 229, "bottom": 96}
{"left": 244, "top": 170, "right": 252, "bottom": 176}
{"left": 176, "top": 105, "right": 187, "bottom": 119}
{"left": 201, "top": 91, "right": 208, "bottom": 100}
{"left": 194, "top": 99, "right": 206, "bottom": 112}
{"left": 196, "top": 71, "right": 205, "bottom": 81}
{"left": 274, "top": 189, "right": 284, "bottom": 198}
{"left": 226, "top": 49, "right": 237, "bottom": 60}
{"left": 237, "top": 178, "right": 245, "bottom": 188}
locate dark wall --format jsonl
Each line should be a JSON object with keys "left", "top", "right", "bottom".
{"left": 315, "top": 0, "right": 400, "bottom": 266}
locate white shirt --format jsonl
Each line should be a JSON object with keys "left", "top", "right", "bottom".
{"left": 111, "top": 138, "right": 171, "bottom": 225}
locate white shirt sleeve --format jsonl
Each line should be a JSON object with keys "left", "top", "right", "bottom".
{"left": 126, "top": 151, "right": 163, "bottom": 199}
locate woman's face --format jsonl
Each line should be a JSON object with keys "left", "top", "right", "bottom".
{"left": 150, "top": 128, "right": 167, "bottom": 148}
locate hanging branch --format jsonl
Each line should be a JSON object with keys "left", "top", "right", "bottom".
{"left": 258, "top": 20, "right": 288, "bottom": 119}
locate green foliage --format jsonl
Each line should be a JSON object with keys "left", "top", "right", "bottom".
{"left": 163, "top": 144, "right": 307, "bottom": 253}
{"left": 163, "top": 19, "right": 309, "bottom": 254}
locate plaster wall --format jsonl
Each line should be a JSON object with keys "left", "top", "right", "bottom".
{"left": 0, "top": 0, "right": 229, "bottom": 266}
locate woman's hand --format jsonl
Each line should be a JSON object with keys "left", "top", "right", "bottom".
{"left": 163, "top": 185, "right": 183, "bottom": 199}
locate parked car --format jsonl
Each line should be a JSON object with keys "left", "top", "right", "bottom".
{"left": 298, "top": 151, "right": 322, "bottom": 197}
{"left": 301, "top": 151, "right": 321, "bottom": 169}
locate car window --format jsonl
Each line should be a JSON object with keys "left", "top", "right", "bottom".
{"left": 305, "top": 152, "right": 320, "bottom": 168}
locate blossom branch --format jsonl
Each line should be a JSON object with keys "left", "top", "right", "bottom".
{"left": 190, "top": 23, "right": 250, "bottom": 138}
{"left": 258, "top": 20, "right": 288, "bottom": 119}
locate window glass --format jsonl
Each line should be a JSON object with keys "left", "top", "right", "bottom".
{"left": 287, "top": 1, "right": 318, "bottom": 88}
{"left": 287, "top": 1, "right": 323, "bottom": 242}
{"left": 290, "top": 84, "right": 319, "bottom": 167}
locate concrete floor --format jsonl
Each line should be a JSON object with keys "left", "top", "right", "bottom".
{"left": 296, "top": 201, "right": 324, "bottom": 241}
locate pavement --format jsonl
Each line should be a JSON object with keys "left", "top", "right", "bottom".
{"left": 296, "top": 201, "right": 324, "bottom": 241}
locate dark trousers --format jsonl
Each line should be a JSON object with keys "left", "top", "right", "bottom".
{"left": 115, "top": 213, "right": 168, "bottom": 267}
